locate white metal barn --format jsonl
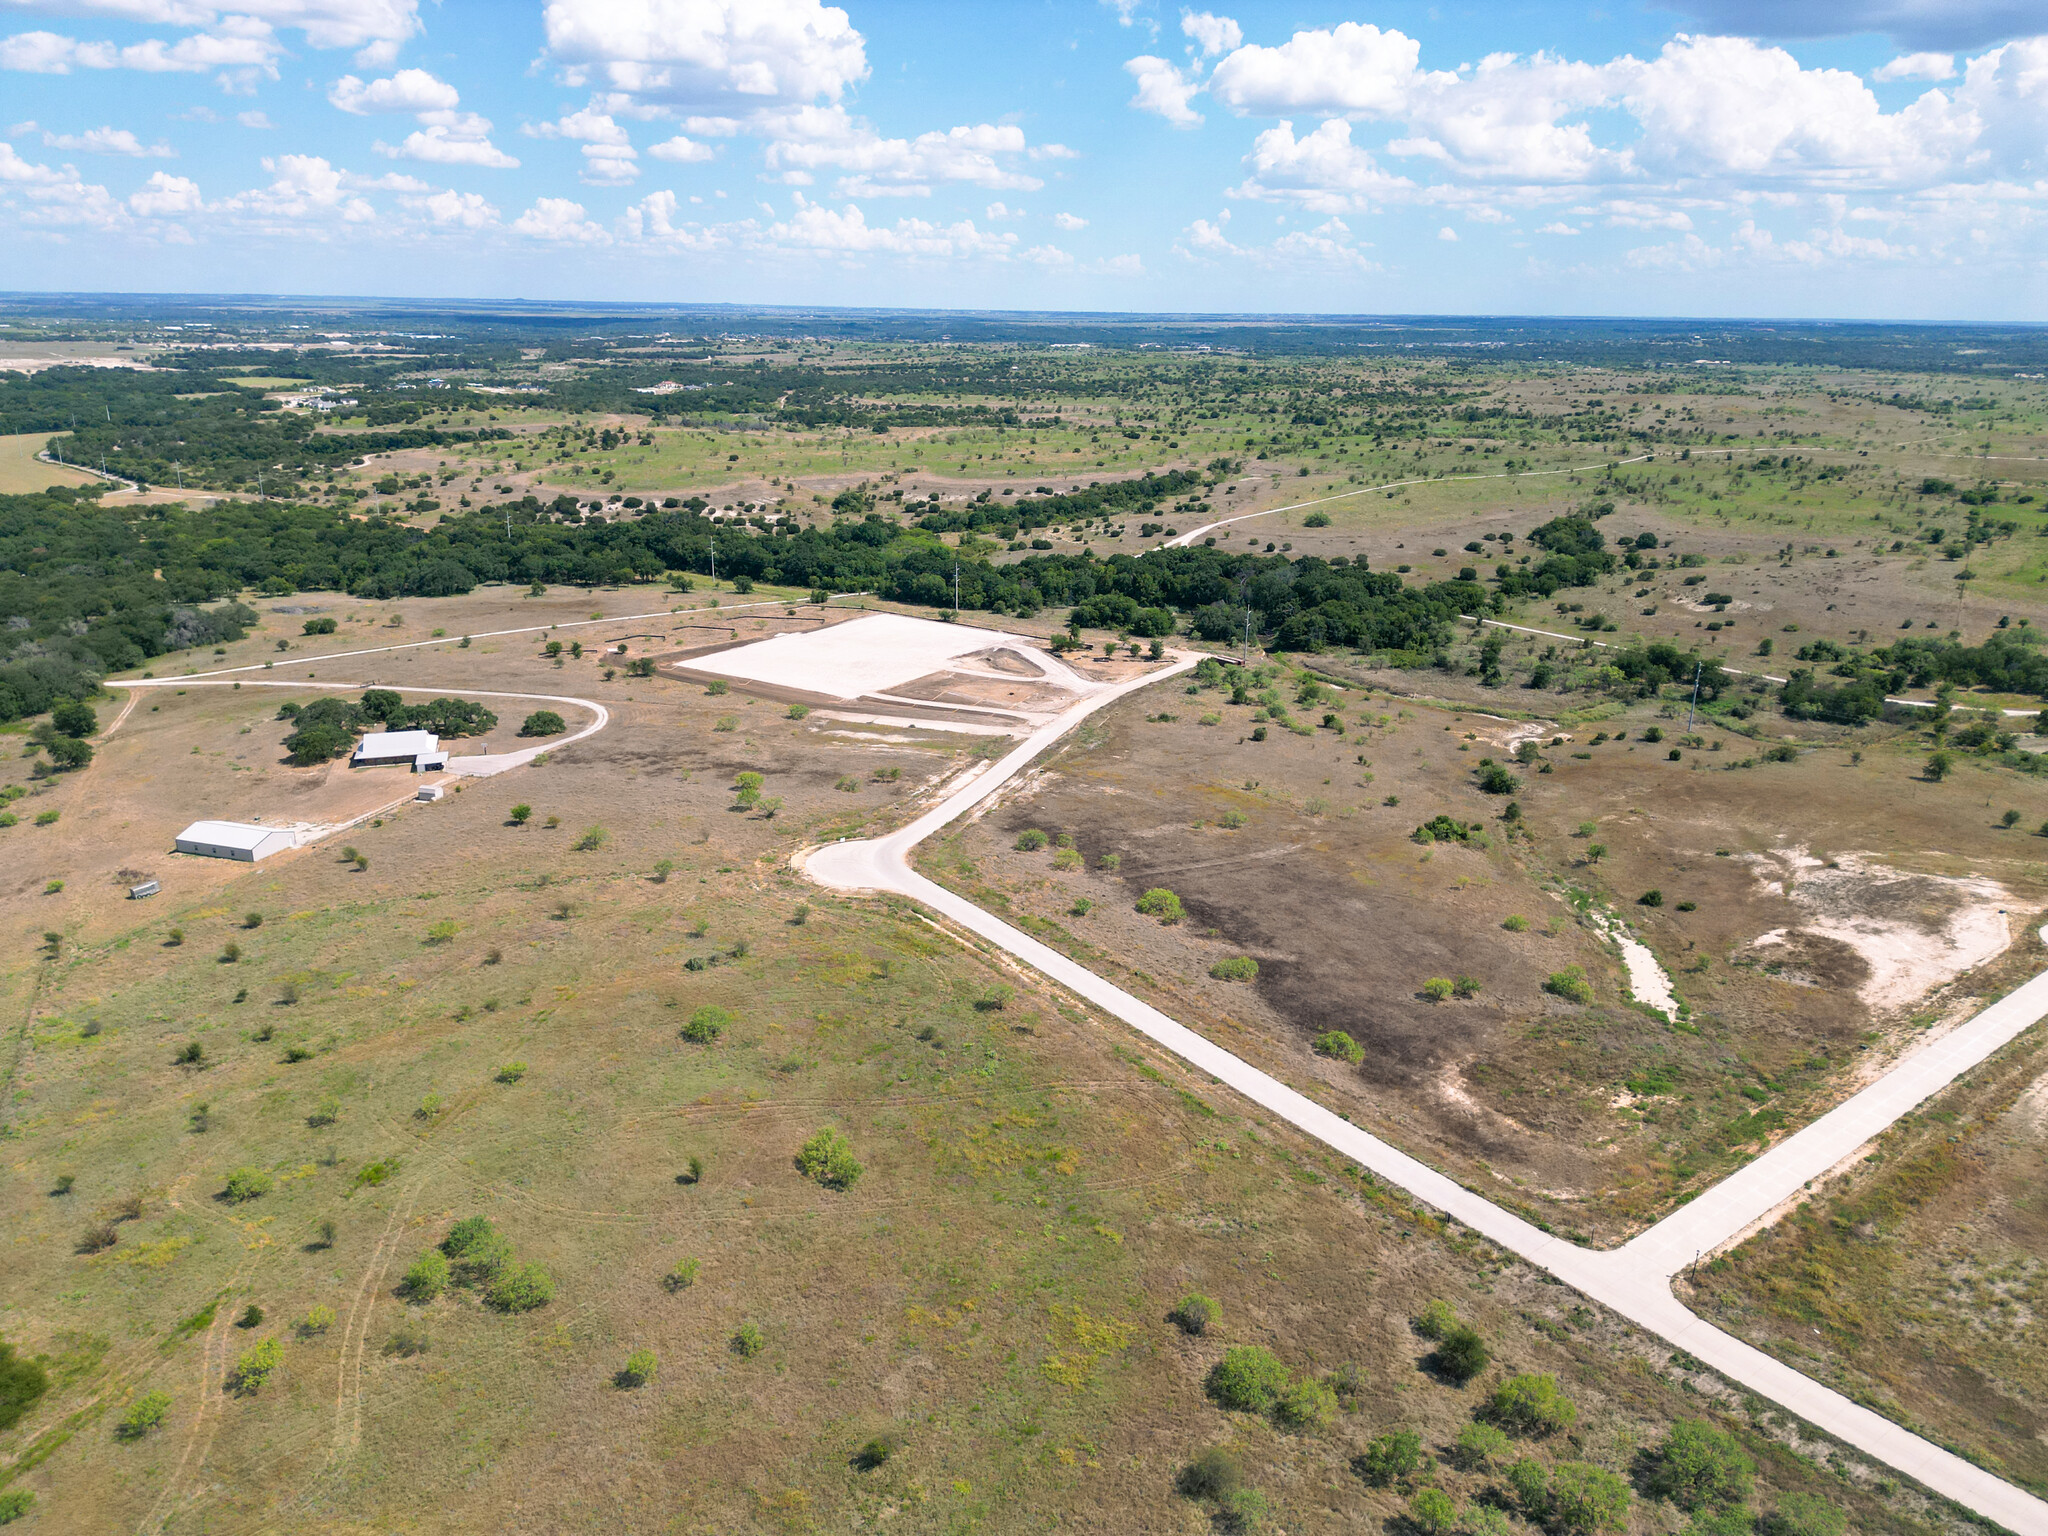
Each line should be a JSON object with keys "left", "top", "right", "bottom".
{"left": 351, "top": 729, "right": 448, "bottom": 772}
{"left": 174, "top": 820, "right": 297, "bottom": 862}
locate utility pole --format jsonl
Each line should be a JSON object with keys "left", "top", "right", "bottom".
{"left": 1686, "top": 660, "right": 1703, "bottom": 733}
{"left": 952, "top": 563, "right": 960, "bottom": 611}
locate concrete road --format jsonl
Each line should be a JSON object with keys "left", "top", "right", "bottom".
{"left": 802, "top": 655, "right": 2048, "bottom": 1536}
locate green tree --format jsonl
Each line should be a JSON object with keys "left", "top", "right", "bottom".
{"left": 51, "top": 699, "right": 97, "bottom": 737}
{"left": 520, "top": 710, "right": 566, "bottom": 737}
{"left": 795, "top": 1128, "right": 863, "bottom": 1190}
{"left": 226, "top": 1338, "right": 282, "bottom": 1396}
{"left": 485, "top": 1262, "right": 555, "bottom": 1313}
{"left": 0, "top": 1342, "right": 50, "bottom": 1431}
{"left": 1136, "top": 887, "right": 1185, "bottom": 922}
{"left": 1409, "top": 1488, "right": 1458, "bottom": 1535}
{"left": 403, "top": 1249, "right": 449, "bottom": 1302}
{"left": 1485, "top": 1372, "right": 1577, "bottom": 1436}
{"left": 1925, "top": 749, "right": 1956, "bottom": 781}
{"left": 1647, "top": 1419, "right": 1756, "bottom": 1511}
{"left": 1313, "top": 1030, "right": 1363, "bottom": 1062}
{"left": 116, "top": 1389, "right": 171, "bottom": 1440}
{"left": 1432, "top": 1323, "right": 1491, "bottom": 1383}
{"left": 618, "top": 1348, "right": 657, "bottom": 1388}
{"left": 1423, "top": 976, "right": 1455, "bottom": 1002}
{"left": 1355, "top": 1428, "right": 1425, "bottom": 1486}
{"left": 1548, "top": 1462, "right": 1630, "bottom": 1534}
{"left": 221, "top": 1167, "right": 272, "bottom": 1202}
{"left": 1170, "top": 1293, "right": 1218, "bottom": 1335}
{"left": 1205, "top": 1345, "right": 1292, "bottom": 1415}
{"left": 681, "top": 1005, "right": 730, "bottom": 1044}
{"left": 1453, "top": 1421, "right": 1511, "bottom": 1471}
{"left": 1273, "top": 1376, "right": 1337, "bottom": 1432}
{"left": 509, "top": 803, "right": 531, "bottom": 825}
{"left": 1508, "top": 1458, "right": 1550, "bottom": 1518}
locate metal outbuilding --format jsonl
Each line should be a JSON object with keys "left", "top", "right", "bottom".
{"left": 352, "top": 729, "right": 447, "bottom": 771}
{"left": 174, "top": 821, "right": 298, "bottom": 862}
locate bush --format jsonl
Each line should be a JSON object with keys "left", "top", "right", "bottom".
{"left": 1639, "top": 889, "right": 1664, "bottom": 907}
{"left": 302, "top": 616, "right": 337, "bottom": 635}
{"left": 574, "top": 825, "right": 608, "bottom": 851}
{"left": 520, "top": 710, "right": 566, "bottom": 737}
{"left": 1432, "top": 1323, "right": 1491, "bottom": 1383}
{"left": 116, "top": 1389, "right": 171, "bottom": 1440}
{"left": 1170, "top": 1293, "right": 1218, "bottom": 1335}
{"left": 0, "top": 1343, "right": 49, "bottom": 1432}
{"left": 1355, "top": 1428, "right": 1425, "bottom": 1486}
{"left": 226, "top": 1337, "right": 282, "bottom": 1396}
{"left": 1454, "top": 1421, "right": 1511, "bottom": 1470}
{"left": 681, "top": 1005, "right": 730, "bottom": 1044}
{"left": 1648, "top": 1419, "right": 1756, "bottom": 1511}
{"left": 618, "top": 1347, "right": 658, "bottom": 1388}
{"left": 731, "top": 1321, "right": 765, "bottom": 1357}
{"left": 1409, "top": 1488, "right": 1458, "bottom": 1535}
{"left": 1544, "top": 966, "right": 1593, "bottom": 1004}
{"left": 403, "top": 1249, "right": 449, "bottom": 1302}
{"left": 1206, "top": 1345, "right": 1291, "bottom": 1415}
{"left": 1502, "top": 914, "right": 1529, "bottom": 931}
{"left": 1508, "top": 1458, "right": 1551, "bottom": 1517}
{"left": 1312, "top": 1030, "right": 1363, "bottom": 1062}
{"left": 509, "top": 803, "right": 532, "bottom": 825}
{"left": 222, "top": 1167, "right": 272, "bottom": 1203}
{"left": 1178, "top": 1447, "right": 1243, "bottom": 1501}
{"left": 298, "top": 1305, "right": 335, "bottom": 1337}
{"left": 237, "top": 1304, "right": 264, "bottom": 1329}
{"left": 796, "top": 1128, "right": 863, "bottom": 1190}
{"left": 1766, "top": 1493, "right": 1846, "bottom": 1536}
{"left": 1477, "top": 763, "right": 1520, "bottom": 794}
{"left": 1549, "top": 1462, "right": 1631, "bottom": 1533}
{"left": 664, "top": 1258, "right": 701, "bottom": 1292}
{"left": 1485, "top": 1372, "right": 1577, "bottom": 1436}
{"left": 1423, "top": 976, "right": 1455, "bottom": 1002}
{"left": 1209, "top": 956, "right": 1259, "bottom": 981}
{"left": 485, "top": 1262, "right": 555, "bottom": 1312}
{"left": 384, "top": 1321, "right": 430, "bottom": 1358}
{"left": 1412, "top": 1298, "right": 1459, "bottom": 1339}
{"left": 1014, "top": 828, "right": 1049, "bottom": 851}
{"left": 0, "top": 1492, "right": 32, "bottom": 1525}
{"left": 853, "top": 1435, "right": 901, "bottom": 1471}
{"left": 51, "top": 699, "right": 97, "bottom": 737}
{"left": 1273, "top": 1375, "right": 1338, "bottom": 1432}
{"left": 1136, "top": 887, "right": 1184, "bottom": 923}
{"left": 445, "top": 1219, "right": 512, "bottom": 1284}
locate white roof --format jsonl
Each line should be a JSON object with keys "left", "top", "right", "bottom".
{"left": 356, "top": 729, "right": 439, "bottom": 756}
{"left": 691, "top": 613, "right": 1025, "bottom": 701}
{"left": 177, "top": 820, "right": 289, "bottom": 850}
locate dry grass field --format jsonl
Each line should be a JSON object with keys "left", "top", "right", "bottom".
{"left": 0, "top": 434, "right": 99, "bottom": 496}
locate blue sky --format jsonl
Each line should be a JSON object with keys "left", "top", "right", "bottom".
{"left": 1, "top": 0, "right": 2044, "bottom": 318}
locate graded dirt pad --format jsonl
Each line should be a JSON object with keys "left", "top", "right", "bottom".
{"left": 916, "top": 668, "right": 2048, "bottom": 1243}
{"left": 0, "top": 611, "right": 1963, "bottom": 1536}
{"left": 1686, "top": 976, "right": 2048, "bottom": 1496}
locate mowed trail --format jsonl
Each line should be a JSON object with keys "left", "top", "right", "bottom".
{"left": 801, "top": 649, "right": 2048, "bottom": 1536}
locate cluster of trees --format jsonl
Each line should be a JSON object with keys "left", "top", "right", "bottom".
{"left": 278, "top": 690, "right": 496, "bottom": 765}
{"left": 1778, "top": 628, "right": 2048, "bottom": 725}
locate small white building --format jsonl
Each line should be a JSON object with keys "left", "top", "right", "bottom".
{"left": 352, "top": 730, "right": 447, "bottom": 772}
{"left": 175, "top": 821, "right": 297, "bottom": 862}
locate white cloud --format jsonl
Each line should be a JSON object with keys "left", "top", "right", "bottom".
{"left": 1053, "top": 210, "right": 1086, "bottom": 229}
{"left": 764, "top": 195, "right": 1017, "bottom": 257}
{"left": 0, "top": 138, "right": 124, "bottom": 229}
{"left": 1028, "top": 141, "right": 1080, "bottom": 159}
{"left": 1098, "top": 252, "right": 1145, "bottom": 275}
{"left": 1602, "top": 198, "right": 1693, "bottom": 229}
{"left": 379, "top": 110, "right": 517, "bottom": 169}
{"left": 1207, "top": 22, "right": 1424, "bottom": 116}
{"left": 129, "top": 169, "right": 200, "bottom": 215}
{"left": 1537, "top": 220, "right": 1579, "bottom": 234}
{"left": 617, "top": 188, "right": 728, "bottom": 248}
{"left": 1181, "top": 11, "right": 1241, "bottom": 57}
{"left": 761, "top": 105, "right": 1042, "bottom": 195}
{"left": 402, "top": 188, "right": 497, "bottom": 227}
{"left": 217, "top": 153, "right": 375, "bottom": 227}
{"left": 513, "top": 194, "right": 611, "bottom": 242}
{"left": 985, "top": 200, "right": 1022, "bottom": 219}
{"left": 237, "top": 109, "right": 272, "bottom": 128}
{"left": 0, "top": 1, "right": 419, "bottom": 77}
{"left": 1020, "top": 242, "right": 1071, "bottom": 264}
{"left": 43, "top": 125, "right": 173, "bottom": 156}
{"left": 1437, "top": 224, "right": 1457, "bottom": 240}
{"left": 1, "top": 23, "right": 279, "bottom": 77}
{"left": 328, "top": 68, "right": 457, "bottom": 114}
{"left": 541, "top": 0, "right": 868, "bottom": 112}
{"left": 1874, "top": 51, "right": 1957, "bottom": 81}
{"left": 1181, "top": 214, "right": 1239, "bottom": 254}
{"left": 1125, "top": 54, "right": 1202, "bottom": 127}
{"left": 529, "top": 107, "right": 638, "bottom": 183}
{"left": 1229, "top": 118, "right": 1414, "bottom": 211}
{"left": 648, "top": 133, "right": 715, "bottom": 162}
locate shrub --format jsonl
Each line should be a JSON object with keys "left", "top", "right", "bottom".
{"left": 520, "top": 710, "right": 566, "bottom": 737}
{"left": 1508, "top": 1458, "right": 1551, "bottom": 1517}
{"left": 1313, "top": 1030, "right": 1363, "bottom": 1063}
{"left": 226, "top": 1337, "right": 283, "bottom": 1396}
{"left": 444, "top": 1218, "right": 512, "bottom": 1283}
{"left": 1355, "top": 1428, "right": 1425, "bottom": 1486}
{"left": 384, "top": 1322, "right": 429, "bottom": 1358}
{"left": 1423, "top": 976, "right": 1455, "bottom": 1002}
{"left": 116, "top": 1389, "right": 172, "bottom": 1440}
{"left": 302, "top": 617, "right": 337, "bottom": 635}
{"left": 1170, "top": 1293, "right": 1218, "bottom": 1335}
{"left": 1544, "top": 966, "right": 1593, "bottom": 1004}
{"left": 222, "top": 1167, "right": 272, "bottom": 1203}
{"left": 403, "top": 1250, "right": 449, "bottom": 1302}
{"left": 0, "top": 1344, "right": 49, "bottom": 1432}
{"left": 1136, "top": 887, "right": 1184, "bottom": 923}
{"left": 1639, "top": 889, "right": 1664, "bottom": 907}
{"left": 243, "top": 911, "right": 263, "bottom": 930}
{"left": 509, "top": 803, "right": 532, "bottom": 825}
{"left": 618, "top": 1348, "right": 658, "bottom": 1388}
{"left": 1410, "top": 1488, "right": 1458, "bottom": 1535}
{"left": 1209, "top": 956, "right": 1259, "bottom": 981}
{"left": 1014, "top": 828, "right": 1049, "bottom": 851}
{"left": 0, "top": 1492, "right": 32, "bottom": 1524}
{"left": 664, "top": 1258, "right": 701, "bottom": 1292}
{"left": 237, "top": 1304, "right": 264, "bottom": 1329}
{"left": 1485, "top": 1372, "right": 1577, "bottom": 1436}
{"left": 731, "top": 1321, "right": 765, "bottom": 1357}
{"left": 1477, "top": 764, "right": 1520, "bottom": 794}
{"left": 795, "top": 1129, "right": 863, "bottom": 1190}
{"left": 298, "top": 1306, "right": 336, "bottom": 1337}
{"left": 1454, "top": 1421, "right": 1511, "bottom": 1470}
{"left": 681, "top": 1005, "right": 730, "bottom": 1044}
{"left": 486, "top": 1262, "right": 555, "bottom": 1312}
{"left": 574, "top": 825, "right": 608, "bottom": 851}
{"left": 78, "top": 1220, "right": 119, "bottom": 1253}
{"left": 1648, "top": 1419, "right": 1756, "bottom": 1511}
{"left": 1413, "top": 1298, "right": 1459, "bottom": 1340}
{"left": 175, "top": 1040, "right": 205, "bottom": 1065}
{"left": 1205, "top": 1344, "right": 1291, "bottom": 1415}
{"left": 1433, "top": 1324, "right": 1491, "bottom": 1383}
{"left": 1273, "top": 1376, "right": 1337, "bottom": 1432}
{"left": 1925, "top": 749, "right": 1955, "bottom": 781}
{"left": 1766, "top": 1493, "right": 1846, "bottom": 1536}
{"left": 1503, "top": 914, "right": 1529, "bottom": 931}
{"left": 787, "top": 703, "right": 809, "bottom": 719}
{"left": 1549, "top": 1462, "right": 1631, "bottom": 1534}
{"left": 496, "top": 1062, "right": 527, "bottom": 1083}
{"left": 852, "top": 1435, "right": 900, "bottom": 1471}
{"left": 1177, "top": 1447, "right": 1243, "bottom": 1501}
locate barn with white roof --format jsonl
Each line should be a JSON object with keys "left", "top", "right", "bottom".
{"left": 351, "top": 729, "right": 448, "bottom": 772}
{"left": 174, "top": 821, "right": 298, "bottom": 862}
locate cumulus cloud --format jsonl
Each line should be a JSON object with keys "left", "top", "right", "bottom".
{"left": 378, "top": 112, "right": 518, "bottom": 169}
{"left": 1874, "top": 50, "right": 1956, "bottom": 81}
{"left": 985, "top": 200, "right": 1022, "bottom": 219}
{"left": 764, "top": 194, "right": 1017, "bottom": 257}
{"left": 402, "top": 188, "right": 497, "bottom": 227}
{"left": 648, "top": 133, "right": 716, "bottom": 162}
{"left": 1053, "top": 210, "right": 1087, "bottom": 229}
{"left": 513, "top": 194, "right": 612, "bottom": 242}
{"left": 43, "top": 125, "right": 173, "bottom": 156}
{"left": 761, "top": 105, "right": 1042, "bottom": 195}
{"left": 328, "top": 68, "right": 458, "bottom": 114}
{"left": 129, "top": 169, "right": 201, "bottom": 215}
{"left": 216, "top": 153, "right": 376, "bottom": 228}
{"left": 541, "top": 0, "right": 868, "bottom": 112}
{"left": 0, "top": 1, "right": 419, "bottom": 88}
{"left": 1229, "top": 118, "right": 1414, "bottom": 211}
{"left": 0, "top": 23, "right": 278, "bottom": 77}
{"left": 529, "top": 107, "right": 638, "bottom": 183}
{"left": 1182, "top": 11, "right": 1241, "bottom": 57}
{"left": 0, "top": 138, "right": 127, "bottom": 231}
{"left": 237, "top": 110, "right": 272, "bottom": 128}
{"left": 1125, "top": 55, "right": 1202, "bottom": 127}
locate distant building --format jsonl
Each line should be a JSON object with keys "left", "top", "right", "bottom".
{"left": 353, "top": 730, "right": 448, "bottom": 772}
{"left": 175, "top": 821, "right": 297, "bottom": 862}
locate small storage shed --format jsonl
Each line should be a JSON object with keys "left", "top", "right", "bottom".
{"left": 175, "top": 821, "right": 297, "bottom": 862}
{"left": 352, "top": 729, "right": 443, "bottom": 771}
